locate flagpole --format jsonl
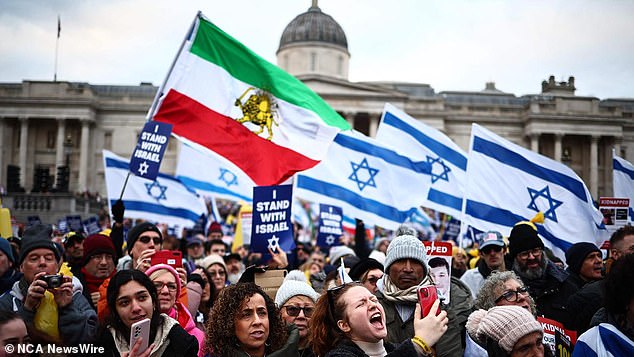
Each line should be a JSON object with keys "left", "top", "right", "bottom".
{"left": 118, "top": 172, "right": 131, "bottom": 201}
{"left": 145, "top": 11, "right": 202, "bottom": 121}
{"left": 54, "top": 15, "right": 60, "bottom": 82}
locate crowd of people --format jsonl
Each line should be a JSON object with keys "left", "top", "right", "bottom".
{"left": 0, "top": 201, "right": 633, "bottom": 357}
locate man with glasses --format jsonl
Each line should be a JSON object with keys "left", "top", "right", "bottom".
{"left": 76, "top": 233, "right": 117, "bottom": 310}
{"left": 275, "top": 274, "right": 320, "bottom": 357}
{"left": 508, "top": 221, "right": 574, "bottom": 324}
{"left": 116, "top": 222, "right": 163, "bottom": 272}
{"left": 461, "top": 230, "right": 508, "bottom": 299}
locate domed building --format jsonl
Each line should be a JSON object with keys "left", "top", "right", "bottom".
{"left": 0, "top": 2, "right": 632, "bottom": 224}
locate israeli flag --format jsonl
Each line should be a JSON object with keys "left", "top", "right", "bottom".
{"left": 376, "top": 103, "right": 467, "bottom": 218}
{"left": 462, "top": 124, "right": 608, "bottom": 259}
{"left": 175, "top": 141, "right": 254, "bottom": 202}
{"left": 613, "top": 153, "right": 634, "bottom": 219}
{"left": 103, "top": 150, "right": 208, "bottom": 229}
{"left": 295, "top": 130, "right": 429, "bottom": 230}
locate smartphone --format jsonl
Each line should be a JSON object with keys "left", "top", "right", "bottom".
{"left": 417, "top": 286, "right": 440, "bottom": 318}
{"left": 150, "top": 250, "right": 183, "bottom": 268}
{"left": 129, "top": 318, "right": 150, "bottom": 354}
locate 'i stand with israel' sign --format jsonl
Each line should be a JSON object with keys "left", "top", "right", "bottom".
{"left": 317, "top": 204, "right": 343, "bottom": 248}
{"left": 130, "top": 121, "right": 173, "bottom": 180}
{"left": 251, "top": 184, "right": 295, "bottom": 254}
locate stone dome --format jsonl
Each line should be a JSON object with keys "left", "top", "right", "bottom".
{"left": 278, "top": 3, "right": 348, "bottom": 52}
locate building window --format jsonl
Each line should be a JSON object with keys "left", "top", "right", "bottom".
{"left": 104, "top": 132, "right": 112, "bottom": 150}
{"left": 311, "top": 52, "right": 317, "bottom": 71}
{"left": 47, "top": 131, "right": 56, "bottom": 149}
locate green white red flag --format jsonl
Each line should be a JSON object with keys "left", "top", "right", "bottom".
{"left": 151, "top": 13, "right": 350, "bottom": 186}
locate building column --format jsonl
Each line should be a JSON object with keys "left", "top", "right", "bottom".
{"left": 530, "top": 133, "right": 540, "bottom": 152}
{"left": 18, "top": 117, "right": 28, "bottom": 188}
{"left": 614, "top": 136, "right": 622, "bottom": 158}
{"left": 590, "top": 135, "right": 599, "bottom": 198}
{"left": 0, "top": 118, "right": 4, "bottom": 187}
{"left": 554, "top": 133, "right": 563, "bottom": 162}
{"left": 78, "top": 119, "right": 90, "bottom": 192}
{"left": 55, "top": 119, "right": 66, "bottom": 167}
{"left": 344, "top": 111, "right": 355, "bottom": 131}
{"left": 369, "top": 114, "right": 379, "bottom": 138}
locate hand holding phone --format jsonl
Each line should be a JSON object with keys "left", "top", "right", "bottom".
{"left": 129, "top": 318, "right": 150, "bottom": 355}
{"left": 150, "top": 250, "right": 183, "bottom": 268}
{"left": 417, "top": 285, "right": 441, "bottom": 318}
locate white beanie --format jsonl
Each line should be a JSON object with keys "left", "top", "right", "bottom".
{"left": 200, "top": 254, "right": 227, "bottom": 272}
{"left": 274, "top": 270, "right": 320, "bottom": 307}
{"left": 384, "top": 225, "right": 428, "bottom": 272}
{"left": 466, "top": 306, "right": 543, "bottom": 353}
{"left": 328, "top": 245, "right": 356, "bottom": 266}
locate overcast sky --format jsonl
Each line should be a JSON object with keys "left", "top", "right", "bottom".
{"left": 1, "top": 0, "right": 633, "bottom": 99}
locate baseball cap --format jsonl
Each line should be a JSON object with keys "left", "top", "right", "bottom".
{"left": 479, "top": 231, "right": 506, "bottom": 250}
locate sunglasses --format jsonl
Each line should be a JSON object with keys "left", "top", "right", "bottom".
{"left": 481, "top": 245, "right": 504, "bottom": 255}
{"left": 495, "top": 287, "right": 529, "bottom": 303}
{"left": 283, "top": 305, "right": 314, "bottom": 317}
{"left": 138, "top": 235, "right": 162, "bottom": 245}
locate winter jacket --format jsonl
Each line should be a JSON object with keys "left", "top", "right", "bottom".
{"left": 378, "top": 277, "right": 473, "bottom": 357}
{"left": 0, "top": 268, "right": 22, "bottom": 296}
{"left": 0, "top": 276, "right": 98, "bottom": 345}
{"left": 460, "top": 257, "right": 498, "bottom": 300}
{"left": 565, "top": 279, "right": 605, "bottom": 334}
{"left": 98, "top": 314, "right": 199, "bottom": 357}
{"left": 167, "top": 301, "right": 205, "bottom": 357}
{"left": 325, "top": 339, "right": 419, "bottom": 357}
{"left": 212, "top": 324, "right": 300, "bottom": 357}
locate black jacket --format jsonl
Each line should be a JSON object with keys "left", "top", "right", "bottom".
{"left": 325, "top": 339, "right": 418, "bottom": 357}
{"left": 97, "top": 321, "right": 198, "bottom": 357}
{"left": 564, "top": 279, "right": 605, "bottom": 334}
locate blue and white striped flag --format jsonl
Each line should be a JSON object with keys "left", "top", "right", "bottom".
{"left": 175, "top": 141, "right": 254, "bottom": 203}
{"left": 376, "top": 103, "right": 467, "bottom": 218}
{"left": 103, "top": 150, "right": 208, "bottom": 229}
{"left": 613, "top": 153, "right": 634, "bottom": 220}
{"left": 295, "top": 130, "right": 429, "bottom": 229}
{"left": 462, "top": 124, "right": 608, "bottom": 259}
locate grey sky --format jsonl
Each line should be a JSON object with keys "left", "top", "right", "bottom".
{"left": 1, "top": 0, "right": 633, "bottom": 99}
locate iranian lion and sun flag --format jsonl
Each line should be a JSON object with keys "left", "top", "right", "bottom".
{"left": 150, "top": 12, "right": 350, "bottom": 186}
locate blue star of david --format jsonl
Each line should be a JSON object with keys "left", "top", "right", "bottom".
{"left": 348, "top": 158, "right": 379, "bottom": 191}
{"left": 527, "top": 186, "right": 563, "bottom": 222}
{"left": 426, "top": 156, "right": 451, "bottom": 183}
{"left": 218, "top": 168, "right": 238, "bottom": 187}
{"left": 145, "top": 180, "right": 167, "bottom": 201}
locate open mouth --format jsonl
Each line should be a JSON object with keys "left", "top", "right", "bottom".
{"left": 250, "top": 330, "right": 265, "bottom": 339}
{"left": 370, "top": 312, "right": 383, "bottom": 329}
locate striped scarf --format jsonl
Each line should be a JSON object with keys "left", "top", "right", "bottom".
{"left": 381, "top": 274, "right": 434, "bottom": 303}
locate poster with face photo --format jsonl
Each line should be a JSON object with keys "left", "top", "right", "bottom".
{"left": 423, "top": 241, "right": 453, "bottom": 304}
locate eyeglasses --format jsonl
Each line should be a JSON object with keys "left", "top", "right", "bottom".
{"left": 208, "top": 269, "right": 226, "bottom": 277}
{"left": 495, "top": 287, "right": 529, "bottom": 303}
{"left": 138, "top": 235, "right": 162, "bottom": 245}
{"left": 283, "top": 305, "right": 314, "bottom": 317}
{"left": 517, "top": 248, "right": 542, "bottom": 260}
{"left": 481, "top": 246, "right": 503, "bottom": 255}
{"left": 153, "top": 282, "right": 178, "bottom": 292}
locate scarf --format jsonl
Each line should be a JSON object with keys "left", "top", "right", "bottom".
{"left": 81, "top": 267, "right": 112, "bottom": 293}
{"left": 382, "top": 274, "right": 433, "bottom": 303}
{"left": 353, "top": 340, "right": 387, "bottom": 357}
{"left": 109, "top": 313, "right": 176, "bottom": 357}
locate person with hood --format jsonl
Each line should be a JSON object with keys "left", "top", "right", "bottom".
{"left": 377, "top": 225, "right": 473, "bottom": 357}
{"left": 76, "top": 233, "right": 117, "bottom": 310}
{"left": 146, "top": 264, "right": 205, "bottom": 356}
{"left": 0, "top": 224, "right": 97, "bottom": 344}
{"left": 98, "top": 269, "right": 198, "bottom": 357}
{"left": 0, "top": 237, "right": 22, "bottom": 296}
{"left": 275, "top": 271, "right": 320, "bottom": 357}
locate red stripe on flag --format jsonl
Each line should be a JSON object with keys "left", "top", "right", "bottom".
{"left": 153, "top": 90, "right": 319, "bottom": 186}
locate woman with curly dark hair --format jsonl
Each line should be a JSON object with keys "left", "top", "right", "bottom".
{"left": 206, "top": 282, "right": 299, "bottom": 357}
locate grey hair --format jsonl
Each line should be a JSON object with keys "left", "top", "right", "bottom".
{"left": 474, "top": 270, "right": 537, "bottom": 315}
{"left": 395, "top": 224, "right": 417, "bottom": 237}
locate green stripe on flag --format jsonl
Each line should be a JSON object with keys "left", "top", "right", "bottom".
{"left": 190, "top": 17, "right": 350, "bottom": 130}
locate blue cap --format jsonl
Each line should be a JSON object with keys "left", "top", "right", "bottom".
{"left": 479, "top": 231, "right": 506, "bottom": 250}
{"left": 0, "top": 238, "right": 14, "bottom": 264}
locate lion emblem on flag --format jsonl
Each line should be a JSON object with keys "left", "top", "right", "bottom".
{"left": 234, "top": 87, "right": 279, "bottom": 140}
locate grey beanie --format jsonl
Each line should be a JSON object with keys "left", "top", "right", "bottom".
{"left": 275, "top": 271, "right": 320, "bottom": 307}
{"left": 384, "top": 225, "right": 428, "bottom": 272}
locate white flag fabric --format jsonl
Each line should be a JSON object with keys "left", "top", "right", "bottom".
{"left": 295, "top": 130, "right": 428, "bottom": 229}
{"left": 462, "top": 124, "right": 608, "bottom": 259}
{"left": 103, "top": 150, "right": 208, "bottom": 229}
{"left": 175, "top": 142, "right": 254, "bottom": 203}
{"left": 376, "top": 103, "right": 466, "bottom": 218}
{"left": 613, "top": 154, "right": 634, "bottom": 219}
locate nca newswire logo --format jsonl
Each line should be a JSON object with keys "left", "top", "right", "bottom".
{"left": 5, "top": 343, "right": 104, "bottom": 354}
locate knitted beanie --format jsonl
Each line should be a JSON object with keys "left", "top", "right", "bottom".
{"left": 274, "top": 270, "right": 320, "bottom": 307}
{"left": 466, "top": 306, "right": 542, "bottom": 353}
{"left": 209, "top": 222, "right": 222, "bottom": 234}
{"left": 349, "top": 258, "right": 384, "bottom": 281}
{"left": 328, "top": 246, "right": 356, "bottom": 266}
{"left": 126, "top": 222, "right": 162, "bottom": 251}
{"left": 82, "top": 233, "right": 117, "bottom": 266}
{"left": 200, "top": 254, "right": 227, "bottom": 272}
{"left": 19, "top": 224, "right": 60, "bottom": 264}
{"left": 0, "top": 238, "right": 14, "bottom": 264}
{"left": 508, "top": 222, "right": 544, "bottom": 259}
{"left": 565, "top": 242, "right": 601, "bottom": 275}
{"left": 146, "top": 263, "right": 181, "bottom": 297}
{"left": 384, "top": 225, "right": 427, "bottom": 272}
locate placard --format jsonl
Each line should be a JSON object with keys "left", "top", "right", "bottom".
{"left": 130, "top": 121, "right": 173, "bottom": 180}
{"left": 317, "top": 204, "right": 343, "bottom": 248}
{"left": 251, "top": 185, "right": 294, "bottom": 254}
{"left": 599, "top": 197, "right": 630, "bottom": 234}
{"left": 537, "top": 316, "right": 577, "bottom": 356}
{"left": 423, "top": 241, "right": 453, "bottom": 304}
{"left": 65, "top": 215, "right": 83, "bottom": 232}
{"left": 82, "top": 216, "right": 101, "bottom": 235}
